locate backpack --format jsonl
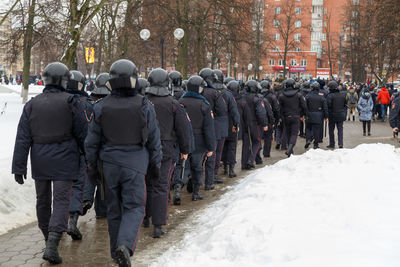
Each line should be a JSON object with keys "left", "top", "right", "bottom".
{"left": 349, "top": 93, "right": 356, "bottom": 104}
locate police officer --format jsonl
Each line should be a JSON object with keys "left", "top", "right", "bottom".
{"left": 242, "top": 80, "right": 268, "bottom": 169}
{"left": 305, "top": 82, "right": 328, "bottom": 149}
{"left": 260, "top": 80, "right": 280, "bottom": 157}
{"left": 214, "top": 70, "right": 240, "bottom": 179}
{"left": 279, "top": 78, "right": 307, "bottom": 157}
{"left": 144, "top": 68, "right": 191, "bottom": 238}
{"left": 179, "top": 76, "right": 216, "bottom": 200}
{"left": 137, "top": 78, "right": 149, "bottom": 96}
{"left": 199, "top": 68, "right": 227, "bottom": 189}
{"left": 389, "top": 90, "right": 400, "bottom": 137}
{"left": 222, "top": 80, "right": 244, "bottom": 177}
{"left": 82, "top": 73, "right": 111, "bottom": 219}
{"left": 85, "top": 59, "right": 162, "bottom": 266}
{"left": 326, "top": 81, "right": 347, "bottom": 149}
{"left": 299, "top": 81, "right": 311, "bottom": 138}
{"left": 169, "top": 71, "right": 185, "bottom": 100}
{"left": 12, "top": 62, "right": 87, "bottom": 264}
{"left": 224, "top": 77, "right": 235, "bottom": 86}
{"left": 64, "top": 70, "right": 92, "bottom": 241}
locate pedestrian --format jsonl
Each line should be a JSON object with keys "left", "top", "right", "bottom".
{"left": 377, "top": 86, "right": 390, "bottom": 121}
{"left": 326, "top": 81, "right": 347, "bottom": 149}
{"left": 241, "top": 80, "right": 268, "bottom": 168}
{"left": 144, "top": 68, "right": 191, "bottom": 237}
{"left": 12, "top": 62, "right": 87, "bottom": 264}
{"left": 85, "top": 59, "right": 162, "bottom": 267}
{"left": 389, "top": 89, "right": 400, "bottom": 136}
{"left": 346, "top": 87, "right": 359, "bottom": 121}
{"left": 358, "top": 89, "right": 374, "bottom": 136}
{"left": 199, "top": 68, "right": 227, "bottom": 189}
{"left": 278, "top": 78, "right": 307, "bottom": 157}
{"left": 305, "top": 82, "right": 328, "bottom": 149}
{"left": 179, "top": 75, "right": 216, "bottom": 200}
{"left": 82, "top": 73, "right": 111, "bottom": 219}
{"left": 65, "top": 70, "right": 91, "bottom": 241}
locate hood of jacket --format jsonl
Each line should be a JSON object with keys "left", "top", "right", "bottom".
{"left": 283, "top": 88, "right": 298, "bottom": 97}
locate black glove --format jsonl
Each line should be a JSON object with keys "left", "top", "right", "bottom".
{"left": 87, "top": 164, "right": 100, "bottom": 185}
{"left": 14, "top": 174, "right": 26, "bottom": 185}
{"left": 147, "top": 164, "right": 161, "bottom": 181}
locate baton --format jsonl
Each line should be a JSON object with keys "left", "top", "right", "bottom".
{"left": 99, "top": 160, "right": 105, "bottom": 201}
{"left": 324, "top": 120, "right": 327, "bottom": 138}
{"left": 180, "top": 158, "right": 186, "bottom": 180}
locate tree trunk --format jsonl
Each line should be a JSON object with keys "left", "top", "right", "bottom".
{"left": 21, "top": 0, "right": 36, "bottom": 104}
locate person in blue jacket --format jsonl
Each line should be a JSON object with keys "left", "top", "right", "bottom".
{"left": 12, "top": 62, "right": 87, "bottom": 264}
{"left": 357, "top": 89, "right": 374, "bottom": 136}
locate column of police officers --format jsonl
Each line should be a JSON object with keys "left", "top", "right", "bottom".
{"left": 12, "top": 59, "right": 350, "bottom": 267}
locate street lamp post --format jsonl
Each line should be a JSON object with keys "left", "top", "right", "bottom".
{"left": 140, "top": 28, "right": 185, "bottom": 69}
{"left": 234, "top": 63, "right": 238, "bottom": 80}
{"left": 258, "top": 65, "right": 263, "bottom": 80}
{"left": 247, "top": 63, "right": 253, "bottom": 81}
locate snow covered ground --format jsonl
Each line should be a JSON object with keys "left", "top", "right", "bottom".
{"left": 1, "top": 84, "right": 45, "bottom": 95}
{"left": 152, "top": 144, "right": 400, "bottom": 267}
{"left": 0, "top": 93, "right": 37, "bottom": 235}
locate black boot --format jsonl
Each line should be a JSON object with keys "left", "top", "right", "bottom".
{"left": 153, "top": 225, "right": 165, "bottom": 238}
{"left": 82, "top": 200, "right": 93, "bottom": 216}
{"left": 223, "top": 164, "right": 228, "bottom": 175}
{"left": 213, "top": 173, "right": 224, "bottom": 184}
{"left": 115, "top": 245, "right": 131, "bottom": 267}
{"left": 173, "top": 184, "right": 181, "bottom": 206}
{"left": 313, "top": 143, "right": 319, "bottom": 149}
{"left": 192, "top": 185, "right": 203, "bottom": 201}
{"left": 186, "top": 177, "right": 193, "bottom": 193}
{"left": 275, "top": 143, "right": 280, "bottom": 149}
{"left": 142, "top": 216, "right": 150, "bottom": 228}
{"left": 285, "top": 144, "right": 295, "bottom": 157}
{"left": 43, "top": 232, "right": 62, "bottom": 264}
{"left": 304, "top": 141, "right": 310, "bottom": 149}
{"left": 353, "top": 115, "right": 355, "bottom": 121}
{"left": 228, "top": 164, "right": 237, "bottom": 178}
{"left": 204, "top": 184, "right": 215, "bottom": 190}
{"left": 67, "top": 212, "right": 82, "bottom": 240}
{"left": 41, "top": 229, "right": 49, "bottom": 241}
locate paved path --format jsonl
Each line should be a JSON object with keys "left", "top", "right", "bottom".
{"left": 0, "top": 85, "right": 13, "bottom": 93}
{"left": 0, "top": 121, "right": 396, "bottom": 267}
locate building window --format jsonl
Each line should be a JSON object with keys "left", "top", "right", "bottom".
{"left": 273, "top": 47, "right": 279, "bottom": 51}
{"left": 295, "top": 20, "right": 301, "bottom": 28}
{"left": 294, "top": 33, "right": 301, "bottom": 42}
{"left": 291, "top": 59, "right": 297, "bottom": 66}
{"left": 274, "top": 20, "right": 280, "bottom": 27}
{"left": 295, "top": 47, "right": 301, "bottom": 52}
{"left": 301, "top": 59, "right": 307, "bottom": 66}
{"left": 295, "top": 7, "right": 301, "bottom": 14}
{"left": 269, "top": 59, "right": 275, "bottom": 66}
{"left": 324, "top": 7, "right": 327, "bottom": 14}
{"left": 275, "top": 7, "right": 280, "bottom": 14}
{"left": 273, "top": 33, "right": 280, "bottom": 41}
{"left": 352, "top": 11, "right": 358, "bottom": 17}
{"left": 278, "top": 59, "right": 284, "bottom": 66}
{"left": 322, "top": 33, "right": 326, "bottom": 41}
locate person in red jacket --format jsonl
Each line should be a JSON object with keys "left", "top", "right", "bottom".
{"left": 377, "top": 86, "right": 390, "bottom": 121}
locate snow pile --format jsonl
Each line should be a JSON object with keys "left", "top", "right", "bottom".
{"left": 152, "top": 144, "right": 400, "bottom": 267}
{"left": 0, "top": 93, "right": 36, "bottom": 235}
{"left": 2, "top": 84, "right": 44, "bottom": 95}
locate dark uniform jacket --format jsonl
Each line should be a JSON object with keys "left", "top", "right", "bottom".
{"left": 85, "top": 90, "right": 162, "bottom": 175}
{"left": 202, "top": 86, "right": 228, "bottom": 140}
{"left": 219, "top": 86, "right": 240, "bottom": 141}
{"left": 180, "top": 91, "right": 216, "bottom": 153}
{"left": 264, "top": 90, "right": 280, "bottom": 124}
{"left": 243, "top": 92, "right": 268, "bottom": 127}
{"left": 326, "top": 89, "right": 347, "bottom": 122}
{"left": 306, "top": 90, "right": 328, "bottom": 124}
{"left": 12, "top": 87, "right": 87, "bottom": 180}
{"left": 389, "top": 94, "right": 400, "bottom": 129}
{"left": 279, "top": 88, "right": 307, "bottom": 119}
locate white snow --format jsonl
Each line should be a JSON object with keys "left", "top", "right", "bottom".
{"left": 0, "top": 93, "right": 37, "bottom": 235}
{"left": 152, "top": 144, "right": 400, "bottom": 267}
{"left": 2, "top": 84, "right": 45, "bottom": 95}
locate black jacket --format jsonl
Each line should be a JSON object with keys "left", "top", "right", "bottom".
{"left": 278, "top": 88, "right": 307, "bottom": 119}
{"left": 306, "top": 90, "right": 328, "bottom": 124}
{"left": 326, "top": 89, "right": 347, "bottom": 122}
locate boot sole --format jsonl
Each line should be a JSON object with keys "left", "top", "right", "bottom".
{"left": 43, "top": 254, "right": 62, "bottom": 264}
{"left": 67, "top": 229, "right": 82, "bottom": 240}
{"left": 173, "top": 197, "right": 181, "bottom": 205}
{"left": 116, "top": 248, "right": 131, "bottom": 267}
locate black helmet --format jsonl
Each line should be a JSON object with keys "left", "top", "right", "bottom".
{"left": 67, "top": 70, "right": 86, "bottom": 91}
{"left": 302, "top": 81, "right": 310, "bottom": 89}
{"left": 187, "top": 75, "right": 206, "bottom": 94}
{"left": 42, "top": 62, "right": 71, "bottom": 90}
{"left": 148, "top": 68, "right": 169, "bottom": 87}
{"left": 109, "top": 59, "right": 138, "bottom": 90}
{"left": 245, "top": 80, "right": 260, "bottom": 93}
{"left": 224, "top": 77, "right": 234, "bottom": 85}
{"left": 213, "top": 69, "right": 224, "bottom": 84}
{"left": 92, "top": 72, "right": 110, "bottom": 95}
{"left": 311, "top": 82, "right": 320, "bottom": 90}
{"left": 199, "top": 68, "right": 217, "bottom": 87}
{"left": 137, "top": 78, "right": 149, "bottom": 95}
{"left": 327, "top": 81, "right": 338, "bottom": 90}
{"left": 283, "top": 78, "right": 295, "bottom": 89}
{"left": 169, "top": 71, "right": 183, "bottom": 86}
{"left": 182, "top": 80, "right": 188, "bottom": 91}
{"left": 227, "top": 80, "right": 240, "bottom": 94}
{"left": 260, "top": 80, "right": 271, "bottom": 90}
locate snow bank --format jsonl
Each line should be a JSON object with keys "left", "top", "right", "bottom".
{"left": 2, "top": 84, "right": 44, "bottom": 95}
{"left": 0, "top": 93, "right": 36, "bottom": 235}
{"left": 152, "top": 144, "right": 400, "bottom": 267}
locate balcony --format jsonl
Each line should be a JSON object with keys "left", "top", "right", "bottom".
{"left": 312, "top": 0, "right": 324, "bottom": 5}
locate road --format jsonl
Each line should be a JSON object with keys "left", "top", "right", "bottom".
{"left": 0, "top": 121, "right": 396, "bottom": 267}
